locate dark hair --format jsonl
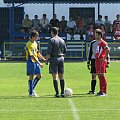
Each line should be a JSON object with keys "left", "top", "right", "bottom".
{"left": 34, "top": 15, "right": 38, "bottom": 17}
{"left": 25, "top": 14, "right": 29, "bottom": 17}
{"left": 95, "top": 29, "right": 102, "bottom": 36}
{"left": 43, "top": 14, "right": 46, "bottom": 17}
{"left": 51, "top": 27, "right": 58, "bottom": 35}
{"left": 98, "top": 15, "right": 102, "bottom": 18}
{"left": 30, "top": 30, "right": 38, "bottom": 38}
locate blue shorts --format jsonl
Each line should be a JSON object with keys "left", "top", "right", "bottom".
{"left": 27, "top": 61, "right": 42, "bottom": 76}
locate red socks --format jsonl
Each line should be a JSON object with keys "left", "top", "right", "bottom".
{"left": 98, "top": 75, "right": 107, "bottom": 94}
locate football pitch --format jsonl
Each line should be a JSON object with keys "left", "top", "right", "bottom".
{"left": 0, "top": 61, "right": 120, "bottom": 120}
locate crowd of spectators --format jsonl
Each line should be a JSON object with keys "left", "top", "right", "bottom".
{"left": 20, "top": 13, "right": 120, "bottom": 41}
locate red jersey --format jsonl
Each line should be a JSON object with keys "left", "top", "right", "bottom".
{"left": 95, "top": 39, "right": 108, "bottom": 59}
{"left": 114, "top": 29, "right": 120, "bottom": 38}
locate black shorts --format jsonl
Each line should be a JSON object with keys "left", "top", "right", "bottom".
{"left": 90, "top": 59, "right": 96, "bottom": 73}
{"left": 49, "top": 57, "right": 64, "bottom": 74}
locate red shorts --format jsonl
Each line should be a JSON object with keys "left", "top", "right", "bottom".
{"left": 95, "top": 59, "right": 107, "bottom": 74}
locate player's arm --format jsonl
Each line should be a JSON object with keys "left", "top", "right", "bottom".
{"left": 63, "top": 42, "right": 67, "bottom": 55}
{"left": 37, "top": 52, "right": 46, "bottom": 61}
{"left": 87, "top": 42, "right": 93, "bottom": 70}
{"left": 31, "top": 55, "right": 43, "bottom": 68}
{"left": 105, "top": 47, "right": 110, "bottom": 68}
{"left": 99, "top": 45, "right": 110, "bottom": 62}
{"left": 103, "top": 46, "right": 110, "bottom": 60}
{"left": 45, "top": 39, "right": 52, "bottom": 64}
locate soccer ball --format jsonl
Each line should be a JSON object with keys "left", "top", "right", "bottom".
{"left": 65, "top": 88, "right": 73, "bottom": 97}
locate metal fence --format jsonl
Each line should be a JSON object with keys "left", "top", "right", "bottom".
{"left": 3, "top": 40, "right": 120, "bottom": 61}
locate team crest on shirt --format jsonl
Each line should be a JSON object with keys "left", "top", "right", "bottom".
{"left": 96, "top": 46, "right": 100, "bottom": 53}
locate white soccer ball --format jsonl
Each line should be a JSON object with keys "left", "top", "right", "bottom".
{"left": 65, "top": 88, "right": 73, "bottom": 97}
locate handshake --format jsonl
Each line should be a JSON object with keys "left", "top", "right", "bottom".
{"left": 44, "top": 57, "right": 49, "bottom": 65}
{"left": 87, "top": 61, "right": 91, "bottom": 70}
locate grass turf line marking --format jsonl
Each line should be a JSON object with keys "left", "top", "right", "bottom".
{"left": 1, "top": 108, "right": 120, "bottom": 112}
{"left": 68, "top": 99, "right": 80, "bottom": 120}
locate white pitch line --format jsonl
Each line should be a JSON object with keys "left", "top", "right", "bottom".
{"left": 0, "top": 108, "right": 120, "bottom": 112}
{"left": 68, "top": 98, "right": 80, "bottom": 120}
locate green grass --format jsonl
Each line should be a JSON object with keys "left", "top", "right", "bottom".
{"left": 0, "top": 62, "right": 120, "bottom": 120}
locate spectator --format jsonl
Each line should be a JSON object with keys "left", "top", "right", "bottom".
{"left": 50, "top": 14, "right": 59, "bottom": 28}
{"left": 86, "top": 24, "right": 95, "bottom": 41}
{"left": 86, "top": 16, "right": 94, "bottom": 28}
{"left": 40, "top": 14, "right": 49, "bottom": 33}
{"left": 113, "top": 14, "right": 120, "bottom": 31}
{"left": 76, "top": 16, "right": 85, "bottom": 40}
{"left": 95, "top": 15, "right": 104, "bottom": 28}
{"left": 32, "top": 15, "right": 40, "bottom": 32}
{"left": 113, "top": 23, "right": 120, "bottom": 40}
{"left": 100, "top": 24, "right": 107, "bottom": 40}
{"left": 104, "top": 16, "right": 112, "bottom": 33}
{"left": 22, "top": 14, "right": 32, "bottom": 33}
{"left": 59, "top": 16, "right": 67, "bottom": 33}
{"left": 67, "top": 16, "right": 76, "bottom": 40}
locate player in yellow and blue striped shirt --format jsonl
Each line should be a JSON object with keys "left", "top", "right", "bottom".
{"left": 26, "top": 30, "right": 46, "bottom": 97}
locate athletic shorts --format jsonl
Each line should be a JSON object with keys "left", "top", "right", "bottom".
{"left": 49, "top": 57, "right": 64, "bottom": 74}
{"left": 95, "top": 59, "right": 107, "bottom": 74}
{"left": 90, "top": 59, "right": 96, "bottom": 73}
{"left": 27, "top": 61, "right": 42, "bottom": 76}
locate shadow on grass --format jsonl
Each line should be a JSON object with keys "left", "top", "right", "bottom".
{"left": 72, "top": 93, "right": 96, "bottom": 98}
{"left": 0, "top": 93, "right": 96, "bottom": 99}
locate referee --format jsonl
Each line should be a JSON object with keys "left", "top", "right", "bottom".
{"left": 46, "top": 27, "right": 67, "bottom": 97}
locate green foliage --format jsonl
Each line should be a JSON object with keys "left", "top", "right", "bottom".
{"left": 0, "top": 62, "right": 120, "bottom": 120}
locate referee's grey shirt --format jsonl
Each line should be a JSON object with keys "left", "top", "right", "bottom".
{"left": 47, "top": 36, "right": 67, "bottom": 57}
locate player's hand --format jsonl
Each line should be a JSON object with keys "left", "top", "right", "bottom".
{"left": 39, "top": 62, "right": 43, "bottom": 68}
{"left": 45, "top": 57, "right": 49, "bottom": 65}
{"left": 99, "top": 58, "right": 105, "bottom": 62}
{"left": 43, "top": 58, "right": 47, "bottom": 62}
{"left": 87, "top": 61, "right": 91, "bottom": 70}
{"left": 106, "top": 62, "right": 109, "bottom": 68}
{"left": 45, "top": 60, "right": 49, "bottom": 65}
{"left": 87, "top": 64, "right": 91, "bottom": 70}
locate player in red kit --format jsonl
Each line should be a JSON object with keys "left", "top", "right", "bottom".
{"left": 95, "top": 29, "right": 110, "bottom": 96}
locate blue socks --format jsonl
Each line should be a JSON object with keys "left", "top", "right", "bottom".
{"left": 28, "top": 77, "right": 40, "bottom": 95}
{"left": 33, "top": 77, "right": 40, "bottom": 90}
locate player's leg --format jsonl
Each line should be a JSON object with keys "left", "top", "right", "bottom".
{"left": 58, "top": 57, "right": 65, "bottom": 97}
{"left": 58, "top": 73, "right": 65, "bottom": 97}
{"left": 50, "top": 58, "right": 59, "bottom": 97}
{"left": 28, "top": 75, "right": 34, "bottom": 96}
{"left": 91, "top": 73, "right": 97, "bottom": 93}
{"left": 27, "top": 61, "right": 35, "bottom": 96}
{"left": 88, "top": 59, "right": 97, "bottom": 94}
{"left": 52, "top": 73, "right": 59, "bottom": 97}
{"left": 33, "top": 74, "right": 42, "bottom": 90}
{"left": 33, "top": 63, "right": 42, "bottom": 90}
{"left": 98, "top": 74, "right": 107, "bottom": 94}
{"left": 96, "top": 60, "right": 107, "bottom": 96}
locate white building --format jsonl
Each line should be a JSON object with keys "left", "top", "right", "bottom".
{"left": 0, "top": 0, "right": 120, "bottom": 22}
